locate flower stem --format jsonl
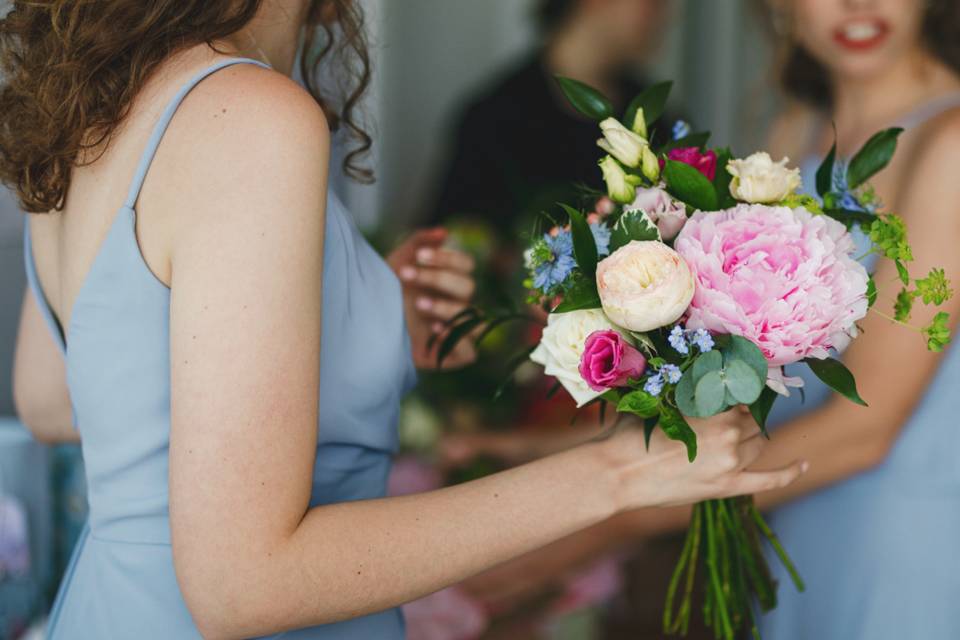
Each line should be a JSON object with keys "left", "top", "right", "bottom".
{"left": 750, "top": 505, "right": 806, "bottom": 592}
{"left": 704, "top": 501, "right": 735, "bottom": 640}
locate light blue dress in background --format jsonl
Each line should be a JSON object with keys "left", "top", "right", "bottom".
{"left": 760, "top": 94, "right": 960, "bottom": 640}
{"left": 24, "top": 58, "right": 416, "bottom": 639}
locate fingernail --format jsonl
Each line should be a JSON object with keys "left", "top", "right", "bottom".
{"left": 432, "top": 322, "right": 444, "bottom": 333}
{"left": 417, "top": 248, "right": 434, "bottom": 264}
{"left": 400, "top": 266, "right": 417, "bottom": 281}
{"left": 801, "top": 461, "right": 810, "bottom": 473}
{"left": 416, "top": 297, "right": 433, "bottom": 311}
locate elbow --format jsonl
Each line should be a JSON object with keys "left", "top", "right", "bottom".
{"left": 13, "top": 393, "right": 68, "bottom": 444}
{"left": 856, "top": 429, "right": 898, "bottom": 472}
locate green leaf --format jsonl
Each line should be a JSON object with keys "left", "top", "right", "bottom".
{"left": 749, "top": 386, "right": 778, "bottom": 436}
{"left": 721, "top": 335, "right": 768, "bottom": 383}
{"left": 663, "top": 159, "right": 719, "bottom": 212}
{"left": 643, "top": 416, "right": 659, "bottom": 449}
{"left": 553, "top": 276, "right": 601, "bottom": 312}
{"left": 691, "top": 350, "right": 724, "bottom": 383}
{"left": 723, "top": 359, "right": 764, "bottom": 405}
{"left": 922, "top": 312, "right": 952, "bottom": 352}
{"left": 436, "top": 315, "right": 485, "bottom": 368}
{"left": 804, "top": 357, "right": 867, "bottom": 406}
{"left": 674, "top": 371, "right": 700, "bottom": 418}
{"left": 659, "top": 131, "right": 711, "bottom": 155}
{"left": 896, "top": 260, "right": 910, "bottom": 287}
{"left": 868, "top": 214, "right": 912, "bottom": 262}
{"left": 822, "top": 207, "right": 878, "bottom": 230}
{"left": 915, "top": 267, "right": 953, "bottom": 305}
{"left": 560, "top": 204, "right": 598, "bottom": 278}
{"left": 624, "top": 81, "right": 672, "bottom": 129}
{"left": 712, "top": 147, "right": 736, "bottom": 210}
{"left": 610, "top": 209, "right": 661, "bottom": 251}
{"left": 848, "top": 127, "right": 903, "bottom": 189}
{"left": 554, "top": 76, "right": 613, "bottom": 121}
{"left": 617, "top": 389, "right": 661, "bottom": 418}
{"left": 659, "top": 404, "right": 698, "bottom": 462}
{"left": 694, "top": 370, "right": 726, "bottom": 416}
{"left": 866, "top": 277, "right": 878, "bottom": 308}
{"left": 816, "top": 137, "right": 837, "bottom": 198}
{"left": 894, "top": 288, "right": 915, "bottom": 323}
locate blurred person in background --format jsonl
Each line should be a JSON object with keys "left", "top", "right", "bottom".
{"left": 443, "top": 1, "right": 960, "bottom": 639}
{"left": 0, "top": 1, "right": 801, "bottom": 638}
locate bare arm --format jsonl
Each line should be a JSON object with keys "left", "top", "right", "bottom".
{"left": 13, "top": 286, "right": 77, "bottom": 443}
{"left": 165, "top": 69, "right": 803, "bottom": 640}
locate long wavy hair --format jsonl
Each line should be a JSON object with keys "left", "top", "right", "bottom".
{"left": 759, "top": 0, "right": 960, "bottom": 108}
{"left": 0, "top": 0, "right": 373, "bottom": 214}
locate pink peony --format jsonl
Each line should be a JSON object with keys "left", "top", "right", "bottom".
{"left": 663, "top": 147, "right": 718, "bottom": 181}
{"left": 674, "top": 204, "right": 869, "bottom": 366}
{"left": 579, "top": 330, "right": 647, "bottom": 391}
{"left": 628, "top": 186, "right": 688, "bottom": 240}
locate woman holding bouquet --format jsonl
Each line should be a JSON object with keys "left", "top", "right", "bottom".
{"left": 0, "top": 1, "right": 803, "bottom": 638}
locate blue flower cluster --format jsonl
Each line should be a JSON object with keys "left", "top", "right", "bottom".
{"left": 672, "top": 120, "right": 691, "bottom": 141}
{"left": 590, "top": 221, "right": 612, "bottom": 257}
{"left": 668, "top": 325, "right": 715, "bottom": 355}
{"left": 533, "top": 230, "right": 576, "bottom": 291}
{"left": 644, "top": 364, "right": 682, "bottom": 397}
{"left": 832, "top": 162, "right": 880, "bottom": 213}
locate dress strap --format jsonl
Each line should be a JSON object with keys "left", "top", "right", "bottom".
{"left": 122, "top": 57, "right": 271, "bottom": 210}
{"left": 894, "top": 91, "right": 960, "bottom": 130}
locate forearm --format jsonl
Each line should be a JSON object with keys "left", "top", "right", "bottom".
{"left": 196, "top": 442, "right": 618, "bottom": 638}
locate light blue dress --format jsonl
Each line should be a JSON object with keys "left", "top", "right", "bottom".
{"left": 24, "top": 58, "right": 417, "bottom": 639}
{"left": 760, "top": 94, "right": 960, "bottom": 639}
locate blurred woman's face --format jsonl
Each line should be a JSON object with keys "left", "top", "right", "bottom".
{"left": 594, "top": 0, "right": 669, "bottom": 60}
{"left": 790, "top": 0, "right": 927, "bottom": 80}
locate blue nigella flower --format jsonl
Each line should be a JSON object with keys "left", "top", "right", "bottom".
{"left": 668, "top": 325, "right": 689, "bottom": 355}
{"left": 661, "top": 364, "right": 683, "bottom": 385}
{"left": 590, "top": 222, "right": 612, "bottom": 257}
{"left": 643, "top": 373, "right": 664, "bottom": 397}
{"left": 831, "top": 162, "right": 878, "bottom": 214}
{"left": 672, "top": 120, "right": 691, "bottom": 141}
{"left": 691, "top": 328, "right": 715, "bottom": 353}
{"left": 533, "top": 230, "right": 576, "bottom": 291}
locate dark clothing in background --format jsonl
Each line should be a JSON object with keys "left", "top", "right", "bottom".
{"left": 430, "top": 52, "right": 677, "bottom": 235}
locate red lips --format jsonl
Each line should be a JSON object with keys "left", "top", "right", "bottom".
{"left": 832, "top": 18, "right": 891, "bottom": 51}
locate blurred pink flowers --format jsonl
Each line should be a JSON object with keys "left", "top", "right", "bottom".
{"left": 675, "top": 204, "right": 869, "bottom": 367}
{"left": 404, "top": 587, "right": 489, "bottom": 640}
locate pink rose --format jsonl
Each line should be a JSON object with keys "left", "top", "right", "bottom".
{"left": 662, "top": 147, "right": 718, "bottom": 181}
{"left": 578, "top": 330, "right": 647, "bottom": 391}
{"left": 404, "top": 586, "right": 488, "bottom": 640}
{"left": 628, "top": 186, "right": 688, "bottom": 240}
{"left": 674, "top": 204, "right": 869, "bottom": 367}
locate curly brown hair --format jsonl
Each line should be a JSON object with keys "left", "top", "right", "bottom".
{"left": 0, "top": 0, "right": 373, "bottom": 214}
{"left": 758, "top": 0, "right": 960, "bottom": 108}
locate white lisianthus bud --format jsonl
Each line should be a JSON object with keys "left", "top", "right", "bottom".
{"left": 599, "top": 155, "right": 636, "bottom": 204}
{"left": 727, "top": 152, "right": 802, "bottom": 204}
{"left": 530, "top": 309, "right": 626, "bottom": 407}
{"left": 631, "top": 107, "right": 648, "bottom": 139}
{"left": 596, "top": 241, "right": 695, "bottom": 332}
{"left": 641, "top": 145, "right": 660, "bottom": 182}
{"left": 597, "top": 117, "right": 647, "bottom": 168}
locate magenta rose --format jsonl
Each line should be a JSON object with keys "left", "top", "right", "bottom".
{"left": 578, "top": 330, "right": 648, "bottom": 392}
{"left": 662, "top": 147, "right": 718, "bottom": 181}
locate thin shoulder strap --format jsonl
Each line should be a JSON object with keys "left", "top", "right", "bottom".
{"left": 894, "top": 91, "right": 960, "bottom": 131}
{"left": 123, "top": 57, "right": 271, "bottom": 210}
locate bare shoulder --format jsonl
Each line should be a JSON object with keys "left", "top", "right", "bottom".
{"left": 766, "top": 101, "right": 817, "bottom": 159}
{"left": 895, "top": 106, "right": 960, "bottom": 225}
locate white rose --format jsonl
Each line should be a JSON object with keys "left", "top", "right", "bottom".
{"left": 596, "top": 240, "right": 695, "bottom": 332}
{"left": 727, "top": 152, "right": 802, "bottom": 204}
{"left": 599, "top": 155, "right": 636, "bottom": 204}
{"left": 530, "top": 308, "right": 623, "bottom": 407}
{"left": 597, "top": 117, "right": 648, "bottom": 168}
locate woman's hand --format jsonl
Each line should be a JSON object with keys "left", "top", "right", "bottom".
{"left": 598, "top": 408, "right": 807, "bottom": 511}
{"left": 387, "top": 227, "right": 477, "bottom": 369}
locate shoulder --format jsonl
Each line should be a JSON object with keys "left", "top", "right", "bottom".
{"left": 895, "top": 106, "right": 960, "bottom": 223}
{"left": 908, "top": 105, "right": 960, "bottom": 167}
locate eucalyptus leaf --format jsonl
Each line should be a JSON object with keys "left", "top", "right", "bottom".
{"left": 659, "top": 405, "right": 698, "bottom": 462}
{"left": 663, "top": 159, "right": 719, "bottom": 212}
{"left": 610, "top": 209, "right": 661, "bottom": 250}
{"left": 674, "top": 371, "right": 700, "bottom": 418}
{"left": 691, "top": 350, "right": 724, "bottom": 383}
{"left": 695, "top": 370, "right": 727, "bottom": 416}
{"left": 721, "top": 336, "right": 768, "bottom": 383}
{"left": 847, "top": 127, "right": 903, "bottom": 189}
{"left": 624, "top": 81, "right": 672, "bottom": 129}
{"left": 617, "top": 389, "right": 661, "bottom": 418}
{"left": 560, "top": 204, "right": 598, "bottom": 278}
{"left": 555, "top": 76, "right": 613, "bottom": 121}
{"left": 805, "top": 357, "right": 867, "bottom": 406}
{"left": 723, "top": 359, "right": 764, "bottom": 404}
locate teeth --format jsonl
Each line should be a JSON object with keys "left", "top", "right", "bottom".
{"left": 843, "top": 22, "right": 880, "bottom": 41}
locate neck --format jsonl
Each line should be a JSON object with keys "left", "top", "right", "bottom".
{"left": 225, "top": 0, "right": 309, "bottom": 76}
{"left": 545, "top": 18, "right": 623, "bottom": 100}
{"left": 831, "top": 46, "right": 960, "bottom": 149}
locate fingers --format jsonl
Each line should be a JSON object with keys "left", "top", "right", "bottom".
{"left": 414, "top": 296, "right": 468, "bottom": 321}
{"left": 728, "top": 461, "right": 808, "bottom": 496}
{"left": 416, "top": 246, "right": 475, "bottom": 274}
{"left": 401, "top": 266, "right": 476, "bottom": 301}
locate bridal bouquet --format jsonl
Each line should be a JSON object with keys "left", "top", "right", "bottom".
{"left": 440, "top": 78, "right": 952, "bottom": 639}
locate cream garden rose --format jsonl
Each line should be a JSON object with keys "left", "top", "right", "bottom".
{"left": 727, "top": 152, "right": 802, "bottom": 204}
{"left": 596, "top": 241, "right": 695, "bottom": 332}
{"left": 530, "top": 308, "right": 626, "bottom": 407}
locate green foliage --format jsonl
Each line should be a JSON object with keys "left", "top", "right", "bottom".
{"left": 816, "top": 138, "right": 837, "bottom": 197}
{"left": 914, "top": 268, "right": 953, "bottom": 305}
{"left": 749, "top": 387, "right": 778, "bottom": 435}
{"left": 675, "top": 338, "right": 766, "bottom": 418}
{"left": 610, "top": 208, "right": 661, "bottom": 251}
{"left": 868, "top": 214, "right": 913, "bottom": 262}
{"left": 922, "top": 312, "right": 952, "bottom": 352}
{"left": 659, "top": 404, "right": 698, "bottom": 462}
{"left": 663, "top": 159, "right": 719, "bottom": 212}
{"left": 617, "top": 389, "right": 661, "bottom": 418}
{"left": 560, "top": 204, "right": 598, "bottom": 278}
{"left": 778, "top": 193, "right": 823, "bottom": 215}
{"left": 866, "top": 277, "right": 878, "bottom": 309}
{"left": 659, "top": 131, "right": 711, "bottom": 155}
{"left": 847, "top": 127, "right": 903, "bottom": 189}
{"left": 555, "top": 76, "right": 613, "bottom": 121}
{"left": 894, "top": 288, "right": 914, "bottom": 323}
{"left": 552, "top": 275, "right": 601, "bottom": 312}
{"left": 712, "top": 147, "right": 736, "bottom": 210}
{"left": 804, "top": 357, "right": 867, "bottom": 406}
{"left": 624, "top": 81, "right": 673, "bottom": 131}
